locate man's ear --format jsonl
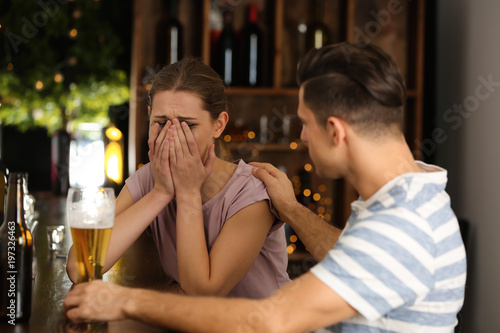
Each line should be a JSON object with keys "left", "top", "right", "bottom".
{"left": 213, "top": 111, "right": 229, "bottom": 139}
{"left": 326, "top": 116, "right": 347, "bottom": 147}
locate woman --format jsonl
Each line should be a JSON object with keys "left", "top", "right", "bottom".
{"left": 66, "top": 57, "right": 290, "bottom": 298}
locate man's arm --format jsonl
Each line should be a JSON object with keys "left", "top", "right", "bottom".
{"left": 64, "top": 272, "right": 357, "bottom": 332}
{"left": 250, "top": 162, "right": 342, "bottom": 261}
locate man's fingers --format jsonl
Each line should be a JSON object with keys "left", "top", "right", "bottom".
{"left": 250, "top": 162, "right": 285, "bottom": 180}
{"left": 251, "top": 165, "right": 279, "bottom": 185}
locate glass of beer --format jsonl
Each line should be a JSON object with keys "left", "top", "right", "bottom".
{"left": 67, "top": 187, "right": 115, "bottom": 283}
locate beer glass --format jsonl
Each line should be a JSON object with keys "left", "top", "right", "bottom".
{"left": 67, "top": 187, "right": 115, "bottom": 283}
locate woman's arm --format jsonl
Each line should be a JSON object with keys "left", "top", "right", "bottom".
{"left": 169, "top": 119, "right": 276, "bottom": 296}
{"left": 67, "top": 121, "right": 176, "bottom": 283}
{"left": 176, "top": 195, "right": 274, "bottom": 296}
{"left": 66, "top": 185, "right": 173, "bottom": 283}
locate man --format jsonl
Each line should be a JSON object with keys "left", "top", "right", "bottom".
{"left": 64, "top": 43, "right": 466, "bottom": 332}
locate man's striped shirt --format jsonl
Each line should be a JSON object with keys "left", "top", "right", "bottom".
{"left": 311, "top": 162, "right": 466, "bottom": 332}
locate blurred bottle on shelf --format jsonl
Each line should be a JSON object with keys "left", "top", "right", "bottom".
{"left": 241, "top": 4, "right": 263, "bottom": 87}
{"left": 51, "top": 127, "right": 70, "bottom": 196}
{"left": 156, "top": 0, "right": 183, "bottom": 66}
{"left": 213, "top": 9, "right": 238, "bottom": 86}
{"left": 306, "top": 0, "right": 330, "bottom": 50}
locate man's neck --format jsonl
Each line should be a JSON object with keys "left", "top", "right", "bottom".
{"left": 346, "top": 138, "right": 422, "bottom": 201}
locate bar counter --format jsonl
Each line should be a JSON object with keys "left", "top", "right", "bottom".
{"left": 0, "top": 192, "right": 179, "bottom": 333}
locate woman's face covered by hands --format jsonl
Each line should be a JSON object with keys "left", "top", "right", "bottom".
{"left": 149, "top": 90, "right": 225, "bottom": 163}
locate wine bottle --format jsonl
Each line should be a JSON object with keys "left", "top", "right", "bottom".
{"left": 213, "top": 10, "right": 238, "bottom": 86}
{"left": 51, "top": 128, "right": 70, "bottom": 196}
{"left": 306, "top": 0, "right": 330, "bottom": 50}
{"left": 241, "top": 4, "right": 263, "bottom": 86}
{"left": 156, "top": 0, "right": 183, "bottom": 65}
{"left": 0, "top": 173, "right": 33, "bottom": 323}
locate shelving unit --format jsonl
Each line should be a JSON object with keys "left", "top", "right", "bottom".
{"left": 129, "top": 0, "right": 427, "bottom": 258}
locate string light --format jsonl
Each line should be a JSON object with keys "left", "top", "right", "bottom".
{"left": 35, "top": 81, "right": 44, "bottom": 90}
{"left": 290, "top": 142, "right": 298, "bottom": 150}
{"left": 324, "top": 213, "right": 331, "bottom": 221}
{"left": 54, "top": 73, "right": 63, "bottom": 83}
{"left": 290, "top": 235, "right": 298, "bottom": 243}
{"left": 318, "top": 184, "right": 326, "bottom": 192}
{"left": 224, "top": 134, "right": 231, "bottom": 142}
{"left": 251, "top": 149, "right": 259, "bottom": 157}
{"left": 68, "top": 56, "right": 78, "bottom": 66}
{"left": 69, "top": 28, "right": 78, "bottom": 38}
{"left": 313, "top": 193, "right": 321, "bottom": 201}
{"left": 317, "top": 206, "right": 325, "bottom": 214}
{"left": 303, "top": 189, "right": 311, "bottom": 197}
{"left": 247, "top": 131, "right": 256, "bottom": 139}
{"left": 304, "top": 163, "right": 312, "bottom": 172}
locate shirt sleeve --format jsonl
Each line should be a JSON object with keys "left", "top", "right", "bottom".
{"left": 125, "top": 163, "right": 154, "bottom": 203}
{"left": 225, "top": 173, "right": 283, "bottom": 233}
{"left": 310, "top": 217, "right": 434, "bottom": 321}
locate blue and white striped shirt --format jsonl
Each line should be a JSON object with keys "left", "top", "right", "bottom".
{"left": 311, "top": 162, "right": 466, "bottom": 332}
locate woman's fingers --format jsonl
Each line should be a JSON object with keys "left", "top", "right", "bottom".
{"left": 169, "top": 136, "right": 176, "bottom": 165}
{"left": 148, "top": 123, "right": 160, "bottom": 157}
{"left": 181, "top": 121, "right": 199, "bottom": 156}
{"left": 159, "top": 126, "right": 172, "bottom": 164}
{"left": 204, "top": 144, "right": 216, "bottom": 174}
{"left": 172, "top": 119, "right": 189, "bottom": 156}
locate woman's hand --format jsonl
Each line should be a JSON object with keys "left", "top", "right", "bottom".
{"left": 148, "top": 120, "right": 175, "bottom": 200}
{"left": 168, "top": 119, "right": 215, "bottom": 201}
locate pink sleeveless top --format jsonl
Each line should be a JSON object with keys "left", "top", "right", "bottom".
{"left": 125, "top": 160, "right": 290, "bottom": 298}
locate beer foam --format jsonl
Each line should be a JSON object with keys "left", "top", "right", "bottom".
{"left": 67, "top": 204, "right": 115, "bottom": 229}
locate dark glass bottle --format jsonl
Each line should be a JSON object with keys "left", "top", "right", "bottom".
{"left": 156, "top": 0, "right": 183, "bottom": 65}
{"left": 0, "top": 173, "right": 33, "bottom": 323}
{"left": 241, "top": 4, "right": 263, "bottom": 86}
{"left": 306, "top": 0, "right": 330, "bottom": 50}
{"left": 213, "top": 10, "right": 238, "bottom": 86}
{"left": 0, "top": 159, "right": 7, "bottom": 223}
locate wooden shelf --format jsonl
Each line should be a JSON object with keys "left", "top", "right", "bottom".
{"left": 226, "top": 87, "right": 299, "bottom": 96}
{"left": 227, "top": 142, "right": 307, "bottom": 152}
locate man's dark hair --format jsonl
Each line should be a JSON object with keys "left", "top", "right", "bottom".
{"left": 297, "top": 42, "right": 406, "bottom": 137}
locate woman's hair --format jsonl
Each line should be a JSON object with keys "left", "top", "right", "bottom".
{"left": 297, "top": 42, "right": 406, "bottom": 138}
{"left": 148, "top": 57, "right": 228, "bottom": 121}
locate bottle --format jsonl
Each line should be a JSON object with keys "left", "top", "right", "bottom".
{"left": 156, "top": 0, "right": 183, "bottom": 65}
{"left": 0, "top": 173, "right": 33, "bottom": 323}
{"left": 0, "top": 124, "right": 9, "bottom": 223}
{"left": 241, "top": 4, "right": 263, "bottom": 86}
{"left": 306, "top": 0, "right": 330, "bottom": 50}
{"left": 51, "top": 128, "right": 70, "bottom": 196}
{"left": 213, "top": 10, "right": 238, "bottom": 86}
{"left": 0, "top": 159, "right": 7, "bottom": 223}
